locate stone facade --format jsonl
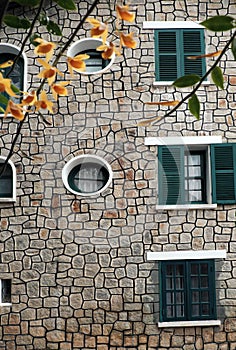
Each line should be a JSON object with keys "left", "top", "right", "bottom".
{"left": 0, "top": 0, "right": 235, "bottom": 349}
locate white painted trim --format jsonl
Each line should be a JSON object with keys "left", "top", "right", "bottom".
{"left": 0, "top": 43, "right": 28, "bottom": 116}
{"left": 62, "top": 154, "right": 113, "bottom": 197}
{"left": 0, "top": 303, "right": 12, "bottom": 307}
{"left": 67, "top": 38, "right": 115, "bottom": 75}
{"left": 0, "top": 157, "right": 16, "bottom": 202}
{"left": 156, "top": 204, "right": 217, "bottom": 210}
{"left": 158, "top": 320, "right": 221, "bottom": 328}
{"left": 145, "top": 136, "right": 222, "bottom": 146}
{"left": 143, "top": 21, "right": 204, "bottom": 29}
{"left": 147, "top": 250, "right": 227, "bottom": 261}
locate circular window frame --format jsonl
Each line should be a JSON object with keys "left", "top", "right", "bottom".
{"left": 67, "top": 38, "right": 115, "bottom": 75}
{"left": 62, "top": 155, "right": 113, "bottom": 196}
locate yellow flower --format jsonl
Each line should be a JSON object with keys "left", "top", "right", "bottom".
{"left": 4, "top": 100, "right": 24, "bottom": 121}
{"left": 35, "top": 90, "right": 54, "bottom": 114}
{"left": 0, "top": 72, "right": 17, "bottom": 97}
{"left": 0, "top": 60, "right": 14, "bottom": 69}
{"left": 51, "top": 81, "right": 70, "bottom": 100}
{"left": 67, "top": 54, "right": 90, "bottom": 76}
{"left": 21, "top": 91, "right": 37, "bottom": 106}
{"left": 34, "top": 38, "right": 56, "bottom": 62}
{"left": 116, "top": 5, "right": 135, "bottom": 22}
{"left": 96, "top": 42, "right": 120, "bottom": 59}
{"left": 120, "top": 32, "right": 137, "bottom": 49}
{"left": 87, "top": 18, "right": 108, "bottom": 43}
{"left": 37, "top": 58, "right": 63, "bottom": 86}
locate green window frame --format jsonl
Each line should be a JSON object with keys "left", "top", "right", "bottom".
{"left": 154, "top": 29, "right": 206, "bottom": 81}
{"left": 160, "top": 260, "right": 216, "bottom": 322}
{"left": 158, "top": 143, "right": 236, "bottom": 205}
{"left": 0, "top": 52, "right": 24, "bottom": 108}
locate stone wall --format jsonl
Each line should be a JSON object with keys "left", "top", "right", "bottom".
{"left": 0, "top": 0, "right": 235, "bottom": 349}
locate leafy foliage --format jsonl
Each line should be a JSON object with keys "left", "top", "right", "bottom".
{"left": 188, "top": 94, "right": 200, "bottom": 120}
{"left": 201, "top": 16, "right": 235, "bottom": 32}
{"left": 173, "top": 74, "right": 201, "bottom": 88}
{"left": 3, "top": 14, "right": 31, "bottom": 28}
{"left": 211, "top": 66, "right": 224, "bottom": 90}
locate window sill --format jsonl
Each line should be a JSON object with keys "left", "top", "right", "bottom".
{"left": 156, "top": 204, "right": 217, "bottom": 211}
{"left": 0, "top": 303, "right": 12, "bottom": 307}
{"left": 158, "top": 320, "right": 221, "bottom": 328}
{"left": 153, "top": 81, "right": 211, "bottom": 87}
{"left": 0, "top": 198, "right": 16, "bottom": 203}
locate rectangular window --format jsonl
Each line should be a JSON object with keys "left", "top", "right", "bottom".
{"left": 154, "top": 29, "right": 206, "bottom": 82}
{"left": 158, "top": 143, "right": 236, "bottom": 206}
{"left": 0, "top": 279, "right": 11, "bottom": 304}
{"left": 160, "top": 260, "right": 216, "bottom": 322}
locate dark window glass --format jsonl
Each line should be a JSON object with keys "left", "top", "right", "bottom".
{"left": 0, "top": 161, "right": 13, "bottom": 198}
{"left": 68, "top": 162, "right": 109, "bottom": 194}
{"left": 78, "top": 49, "right": 110, "bottom": 73}
{"left": 1, "top": 279, "right": 11, "bottom": 303}
{"left": 160, "top": 260, "right": 216, "bottom": 322}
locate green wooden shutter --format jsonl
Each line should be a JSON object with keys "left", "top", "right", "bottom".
{"left": 211, "top": 144, "right": 236, "bottom": 203}
{"left": 182, "top": 29, "right": 206, "bottom": 77}
{"left": 158, "top": 145, "right": 185, "bottom": 205}
{"left": 155, "top": 30, "right": 178, "bottom": 81}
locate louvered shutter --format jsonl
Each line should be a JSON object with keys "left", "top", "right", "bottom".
{"left": 158, "top": 145, "right": 185, "bottom": 205}
{"left": 211, "top": 144, "right": 236, "bottom": 203}
{"left": 155, "top": 30, "right": 178, "bottom": 81}
{"left": 182, "top": 29, "right": 206, "bottom": 77}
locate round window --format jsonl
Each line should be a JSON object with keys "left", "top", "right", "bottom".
{"left": 62, "top": 155, "right": 113, "bottom": 196}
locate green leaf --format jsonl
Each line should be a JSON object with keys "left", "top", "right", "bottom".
{"left": 10, "top": 0, "right": 40, "bottom": 6}
{"left": 211, "top": 66, "right": 224, "bottom": 89}
{"left": 30, "top": 33, "right": 41, "bottom": 47}
{"left": 200, "top": 16, "right": 235, "bottom": 32}
{"left": 0, "top": 94, "right": 9, "bottom": 107}
{"left": 173, "top": 74, "right": 201, "bottom": 88}
{"left": 188, "top": 94, "right": 200, "bottom": 120}
{"left": 11, "top": 84, "right": 20, "bottom": 94}
{"left": 3, "top": 14, "right": 31, "bottom": 29}
{"left": 47, "top": 21, "right": 62, "bottom": 36}
{"left": 39, "top": 14, "right": 49, "bottom": 26}
{"left": 53, "top": 0, "right": 76, "bottom": 10}
{"left": 232, "top": 38, "right": 236, "bottom": 61}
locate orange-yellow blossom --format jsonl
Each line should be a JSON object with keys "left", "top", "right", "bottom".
{"left": 34, "top": 38, "right": 56, "bottom": 62}
{"left": 0, "top": 72, "right": 17, "bottom": 97}
{"left": 0, "top": 60, "right": 14, "bottom": 69}
{"left": 35, "top": 90, "right": 54, "bottom": 113}
{"left": 96, "top": 42, "right": 120, "bottom": 59}
{"left": 145, "top": 100, "right": 180, "bottom": 106}
{"left": 51, "top": 81, "right": 70, "bottom": 100}
{"left": 116, "top": 5, "right": 135, "bottom": 22}
{"left": 187, "top": 50, "right": 222, "bottom": 60}
{"left": 67, "top": 54, "right": 90, "bottom": 76}
{"left": 21, "top": 91, "right": 37, "bottom": 106}
{"left": 4, "top": 100, "right": 24, "bottom": 121}
{"left": 37, "top": 58, "right": 63, "bottom": 86}
{"left": 87, "top": 18, "right": 108, "bottom": 43}
{"left": 120, "top": 32, "right": 137, "bottom": 49}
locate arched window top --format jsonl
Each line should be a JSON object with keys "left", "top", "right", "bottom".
{"left": 0, "top": 43, "right": 27, "bottom": 114}
{"left": 0, "top": 156, "right": 16, "bottom": 202}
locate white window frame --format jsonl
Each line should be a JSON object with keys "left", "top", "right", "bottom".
{"left": 147, "top": 249, "right": 226, "bottom": 328}
{"left": 145, "top": 136, "right": 222, "bottom": 210}
{"left": 0, "top": 279, "right": 12, "bottom": 306}
{"left": 0, "top": 156, "right": 16, "bottom": 202}
{"left": 0, "top": 43, "right": 28, "bottom": 116}
{"left": 143, "top": 21, "right": 211, "bottom": 86}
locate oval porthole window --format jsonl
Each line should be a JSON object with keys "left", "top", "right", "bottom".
{"left": 67, "top": 38, "right": 115, "bottom": 75}
{"left": 62, "top": 155, "right": 113, "bottom": 196}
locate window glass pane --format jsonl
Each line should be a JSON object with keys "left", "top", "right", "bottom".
{"left": 1, "top": 280, "right": 11, "bottom": 303}
{"left": 188, "top": 155, "right": 201, "bottom": 165}
{"left": 189, "top": 166, "right": 201, "bottom": 177}
{"left": 192, "top": 304, "right": 200, "bottom": 317}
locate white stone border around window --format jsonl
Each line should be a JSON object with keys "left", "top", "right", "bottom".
{"left": 0, "top": 43, "right": 28, "bottom": 116}
{"left": 67, "top": 38, "right": 115, "bottom": 76}
{"left": 62, "top": 154, "right": 113, "bottom": 197}
{"left": 0, "top": 156, "right": 16, "bottom": 203}
{"left": 147, "top": 250, "right": 227, "bottom": 261}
